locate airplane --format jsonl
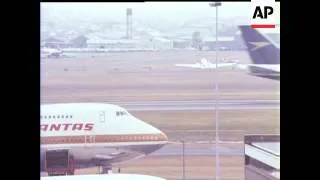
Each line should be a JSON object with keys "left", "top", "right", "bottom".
{"left": 41, "top": 103, "right": 168, "bottom": 176}
{"left": 237, "top": 25, "right": 280, "bottom": 81}
{"left": 42, "top": 174, "right": 166, "bottom": 180}
{"left": 175, "top": 57, "right": 237, "bottom": 69}
{"left": 41, "top": 47, "right": 64, "bottom": 58}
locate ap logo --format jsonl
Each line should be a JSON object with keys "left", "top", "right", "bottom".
{"left": 251, "top": 0, "right": 276, "bottom": 28}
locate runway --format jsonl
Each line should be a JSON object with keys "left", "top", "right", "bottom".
{"left": 107, "top": 100, "right": 280, "bottom": 111}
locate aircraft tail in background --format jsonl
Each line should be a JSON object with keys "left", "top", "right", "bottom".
{"left": 238, "top": 25, "right": 280, "bottom": 65}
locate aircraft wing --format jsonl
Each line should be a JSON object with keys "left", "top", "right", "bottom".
{"left": 175, "top": 63, "right": 203, "bottom": 68}
{"left": 234, "top": 64, "right": 280, "bottom": 73}
{"left": 249, "top": 64, "right": 280, "bottom": 73}
{"left": 175, "top": 63, "right": 236, "bottom": 69}
{"left": 42, "top": 174, "right": 166, "bottom": 180}
{"left": 207, "top": 63, "right": 237, "bottom": 68}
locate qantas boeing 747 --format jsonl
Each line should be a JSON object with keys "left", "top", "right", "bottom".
{"left": 41, "top": 103, "right": 168, "bottom": 176}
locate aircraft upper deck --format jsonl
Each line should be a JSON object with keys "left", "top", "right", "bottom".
{"left": 41, "top": 103, "right": 127, "bottom": 112}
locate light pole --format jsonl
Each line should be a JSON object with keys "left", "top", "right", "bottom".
{"left": 209, "top": 2, "right": 222, "bottom": 180}
{"left": 182, "top": 140, "right": 185, "bottom": 180}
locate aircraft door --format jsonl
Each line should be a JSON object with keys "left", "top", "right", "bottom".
{"left": 99, "top": 111, "right": 105, "bottom": 123}
{"left": 85, "top": 134, "right": 95, "bottom": 148}
{"left": 84, "top": 111, "right": 104, "bottom": 148}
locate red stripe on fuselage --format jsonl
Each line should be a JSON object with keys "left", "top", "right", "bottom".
{"left": 41, "top": 134, "right": 168, "bottom": 144}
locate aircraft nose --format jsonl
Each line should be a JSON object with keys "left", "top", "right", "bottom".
{"left": 156, "top": 128, "right": 168, "bottom": 142}
{"left": 147, "top": 124, "right": 168, "bottom": 142}
{"left": 134, "top": 117, "right": 168, "bottom": 142}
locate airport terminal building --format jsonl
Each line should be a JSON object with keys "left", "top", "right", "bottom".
{"left": 244, "top": 135, "right": 280, "bottom": 180}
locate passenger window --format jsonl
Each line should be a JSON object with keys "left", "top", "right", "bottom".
{"left": 61, "top": 115, "right": 64, "bottom": 118}
{"left": 44, "top": 116, "right": 47, "bottom": 119}
{"left": 48, "top": 115, "right": 51, "bottom": 119}
{"left": 66, "top": 115, "right": 68, "bottom": 118}
{"left": 53, "top": 115, "right": 55, "bottom": 119}
{"left": 57, "top": 115, "right": 60, "bottom": 119}
{"left": 70, "top": 115, "right": 73, "bottom": 118}
{"left": 116, "top": 112, "right": 120, "bottom": 116}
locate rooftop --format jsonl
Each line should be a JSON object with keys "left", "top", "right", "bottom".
{"left": 245, "top": 143, "right": 280, "bottom": 170}
{"left": 252, "top": 142, "right": 280, "bottom": 156}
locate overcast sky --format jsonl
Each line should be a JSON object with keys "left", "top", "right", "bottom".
{"left": 41, "top": 2, "right": 280, "bottom": 24}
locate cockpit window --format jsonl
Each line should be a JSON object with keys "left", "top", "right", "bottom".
{"left": 116, "top": 111, "right": 127, "bottom": 116}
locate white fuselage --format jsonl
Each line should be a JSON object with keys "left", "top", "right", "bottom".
{"left": 40, "top": 103, "right": 168, "bottom": 170}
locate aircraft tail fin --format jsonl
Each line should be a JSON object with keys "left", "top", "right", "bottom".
{"left": 238, "top": 25, "right": 280, "bottom": 64}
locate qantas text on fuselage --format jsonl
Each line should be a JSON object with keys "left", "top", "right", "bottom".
{"left": 41, "top": 123, "right": 94, "bottom": 131}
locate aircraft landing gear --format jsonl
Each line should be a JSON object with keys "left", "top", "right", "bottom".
{"left": 100, "top": 165, "right": 112, "bottom": 174}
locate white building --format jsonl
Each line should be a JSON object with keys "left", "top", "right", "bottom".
{"left": 140, "top": 36, "right": 173, "bottom": 50}
{"left": 87, "top": 39, "right": 139, "bottom": 50}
